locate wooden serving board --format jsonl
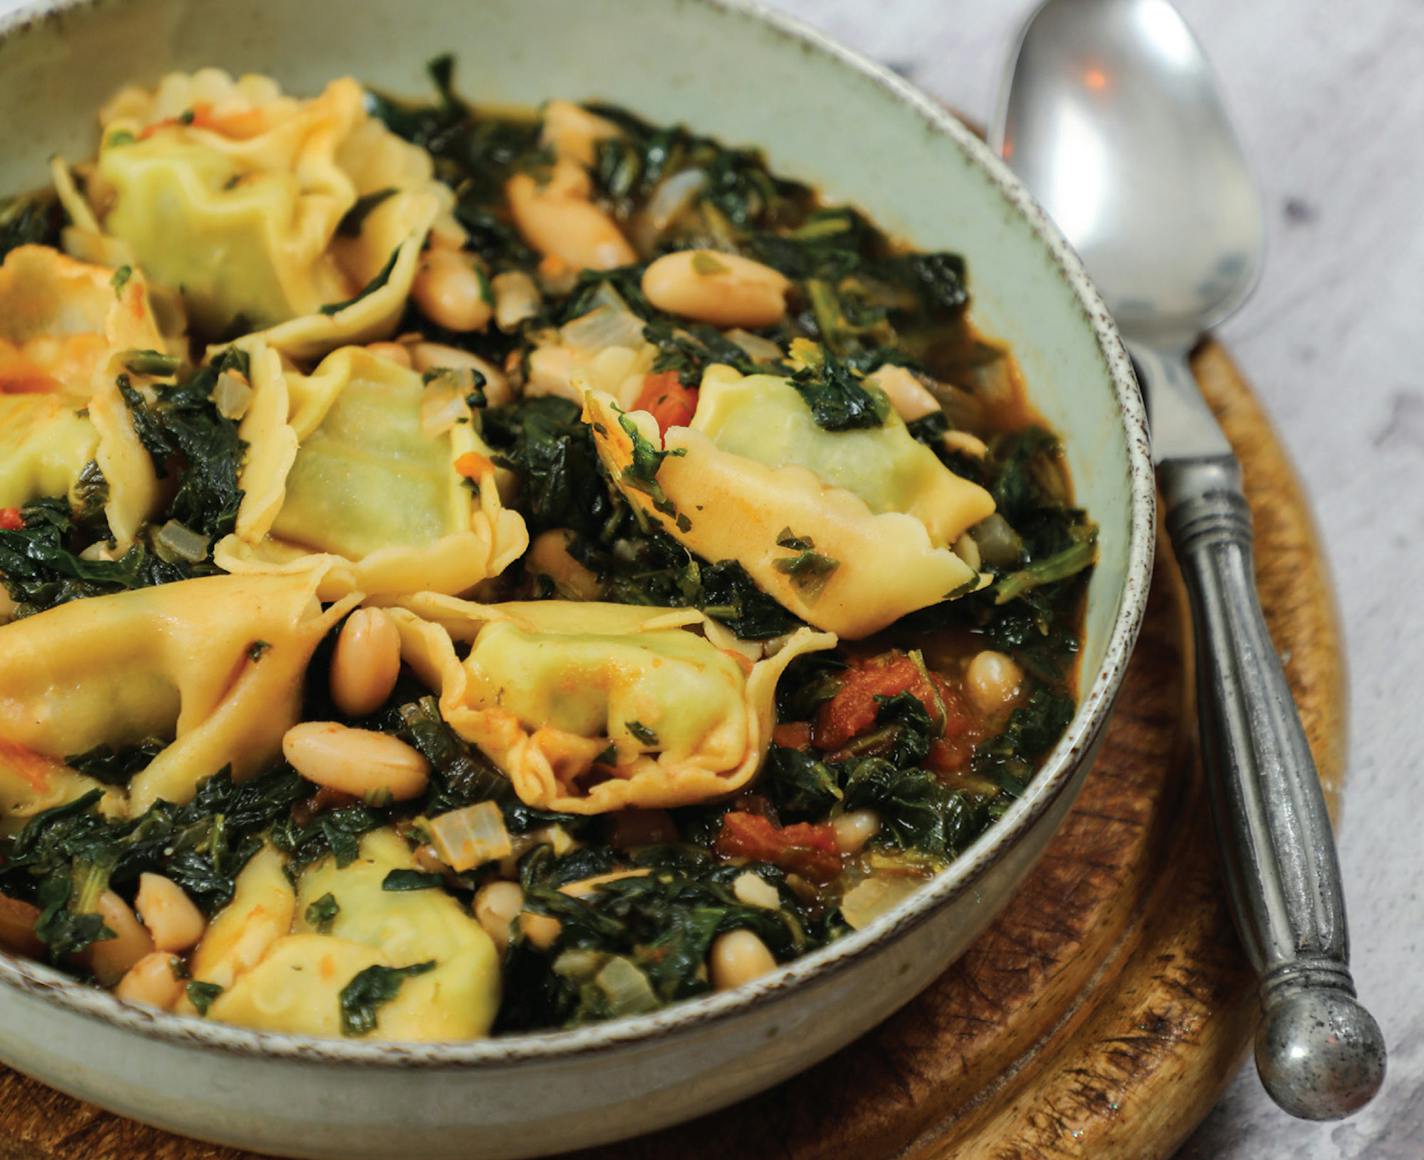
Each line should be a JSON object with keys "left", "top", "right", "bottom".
{"left": 0, "top": 339, "right": 1345, "bottom": 1160}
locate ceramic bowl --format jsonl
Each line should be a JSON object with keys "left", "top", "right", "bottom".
{"left": 0, "top": 1, "right": 1155, "bottom": 1156}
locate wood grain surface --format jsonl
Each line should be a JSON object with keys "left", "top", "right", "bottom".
{"left": 0, "top": 339, "right": 1345, "bottom": 1159}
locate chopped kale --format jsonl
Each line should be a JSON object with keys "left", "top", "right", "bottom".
{"left": 64, "top": 739, "right": 165, "bottom": 785}
{"left": 761, "top": 746, "right": 842, "bottom": 823}
{"left": 186, "top": 980, "right": 224, "bottom": 1016}
{"left": 340, "top": 961, "right": 436, "bottom": 1036}
{"left": 789, "top": 348, "right": 888, "bottom": 431}
{"left": 625, "top": 721, "right": 659, "bottom": 747}
{"left": 381, "top": 869, "right": 444, "bottom": 892}
{"left": 393, "top": 696, "right": 511, "bottom": 812}
{"left": 616, "top": 411, "right": 685, "bottom": 517}
{"left": 0, "top": 188, "right": 63, "bottom": 261}
{"left": 481, "top": 396, "right": 612, "bottom": 537}
{"left": 305, "top": 892, "right": 341, "bottom": 933}
{"left": 972, "top": 687, "right": 1076, "bottom": 795}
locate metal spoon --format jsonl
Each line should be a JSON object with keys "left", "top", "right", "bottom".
{"left": 992, "top": 0, "right": 1385, "bottom": 1120}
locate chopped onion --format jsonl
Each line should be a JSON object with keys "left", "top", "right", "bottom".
{"left": 724, "top": 328, "right": 784, "bottom": 363}
{"left": 420, "top": 376, "right": 471, "bottom": 439}
{"left": 593, "top": 955, "right": 660, "bottom": 1016}
{"left": 647, "top": 168, "right": 707, "bottom": 233}
{"left": 212, "top": 370, "right": 252, "bottom": 420}
{"left": 970, "top": 513, "right": 1025, "bottom": 569}
{"left": 839, "top": 876, "right": 923, "bottom": 931}
{"left": 560, "top": 305, "right": 647, "bottom": 352}
{"left": 427, "top": 801, "right": 511, "bottom": 872}
{"left": 153, "top": 519, "right": 210, "bottom": 564}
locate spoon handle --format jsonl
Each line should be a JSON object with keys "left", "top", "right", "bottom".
{"left": 1159, "top": 451, "right": 1386, "bottom": 1119}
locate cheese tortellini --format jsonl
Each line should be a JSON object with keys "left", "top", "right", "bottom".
{"left": 0, "top": 573, "right": 357, "bottom": 814}
{"left": 61, "top": 69, "right": 462, "bottom": 357}
{"left": 385, "top": 595, "right": 835, "bottom": 814}
{"left": 213, "top": 344, "right": 528, "bottom": 598}
{"left": 584, "top": 364, "right": 996, "bottom": 639}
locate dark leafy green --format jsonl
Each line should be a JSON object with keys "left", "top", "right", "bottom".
{"left": 339, "top": 961, "right": 436, "bottom": 1036}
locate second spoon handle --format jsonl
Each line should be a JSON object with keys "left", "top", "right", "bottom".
{"left": 1159, "top": 449, "right": 1385, "bottom": 1119}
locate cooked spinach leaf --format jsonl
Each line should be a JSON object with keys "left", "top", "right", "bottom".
{"left": 305, "top": 892, "right": 341, "bottom": 933}
{"left": 340, "top": 961, "right": 436, "bottom": 1036}
{"left": 0, "top": 188, "right": 62, "bottom": 261}
{"left": 186, "top": 980, "right": 224, "bottom": 1016}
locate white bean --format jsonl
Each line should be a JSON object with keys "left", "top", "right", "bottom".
{"left": 282, "top": 722, "right": 429, "bottom": 803}
{"left": 88, "top": 890, "right": 155, "bottom": 986}
{"left": 518, "top": 911, "right": 562, "bottom": 951}
{"left": 329, "top": 608, "right": 402, "bottom": 718}
{"left": 709, "top": 930, "right": 777, "bottom": 991}
{"left": 412, "top": 248, "right": 493, "bottom": 333}
{"left": 135, "top": 873, "right": 206, "bottom": 953}
{"left": 732, "top": 871, "right": 781, "bottom": 910}
{"left": 540, "top": 99, "right": 621, "bottom": 167}
{"left": 966, "top": 650, "right": 1024, "bottom": 715}
{"left": 474, "top": 881, "right": 524, "bottom": 953}
{"left": 114, "top": 951, "right": 184, "bottom": 1010}
{"left": 507, "top": 162, "right": 636, "bottom": 272}
{"left": 832, "top": 809, "right": 881, "bottom": 855}
{"left": 641, "top": 250, "right": 790, "bottom": 329}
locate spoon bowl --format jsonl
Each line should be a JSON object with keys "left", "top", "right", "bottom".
{"left": 993, "top": 0, "right": 1265, "bottom": 348}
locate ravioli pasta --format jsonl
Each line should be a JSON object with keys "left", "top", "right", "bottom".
{"left": 583, "top": 364, "right": 996, "bottom": 639}
{"left": 213, "top": 344, "right": 528, "bottom": 599}
{"left": 387, "top": 595, "right": 835, "bottom": 813}
{"left": 62, "top": 69, "right": 461, "bottom": 358}
{"left": 0, "top": 573, "right": 356, "bottom": 814}
{"left": 188, "top": 831, "right": 499, "bottom": 1040}
{"left": 0, "top": 69, "right": 1094, "bottom": 1040}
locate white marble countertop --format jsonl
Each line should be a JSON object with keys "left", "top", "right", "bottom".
{"left": 761, "top": 1, "right": 1423, "bottom": 1156}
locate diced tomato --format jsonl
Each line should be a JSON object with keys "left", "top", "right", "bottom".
{"left": 454, "top": 451, "right": 495, "bottom": 479}
{"left": 772, "top": 721, "right": 813, "bottom": 750}
{"left": 714, "top": 811, "right": 843, "bottom": 882}
{"left": 0, "top": 739, "right": 62, "bottom": 793}
{"left": 813, "top": 651, "right": 961, "bottom": 752}
{"left": 633, "top": 371, "right": 699, "bottom": 435}
{"left": 139, "top": 102, "right": 270, "bottom": 141}
{"left": 0, "top": 508, "right": 24, "bottom": 531}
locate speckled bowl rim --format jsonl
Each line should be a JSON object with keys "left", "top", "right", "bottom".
{"left": 0, "top": 0, "right": 1156, "bottom": 1071}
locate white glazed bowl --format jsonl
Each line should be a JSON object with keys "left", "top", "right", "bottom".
{"left": 0, "top": 1, "right": 1155, "bottom": 1156}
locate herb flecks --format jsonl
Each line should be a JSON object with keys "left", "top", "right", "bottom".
{"left": 772, "top": 529, "right": 838, "bottom": 598}
{"left": 305, "top": 892, "right": 340, "bottom": 933}
{"left": 617, "top": 411, "right": 684, "bottom": 519}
